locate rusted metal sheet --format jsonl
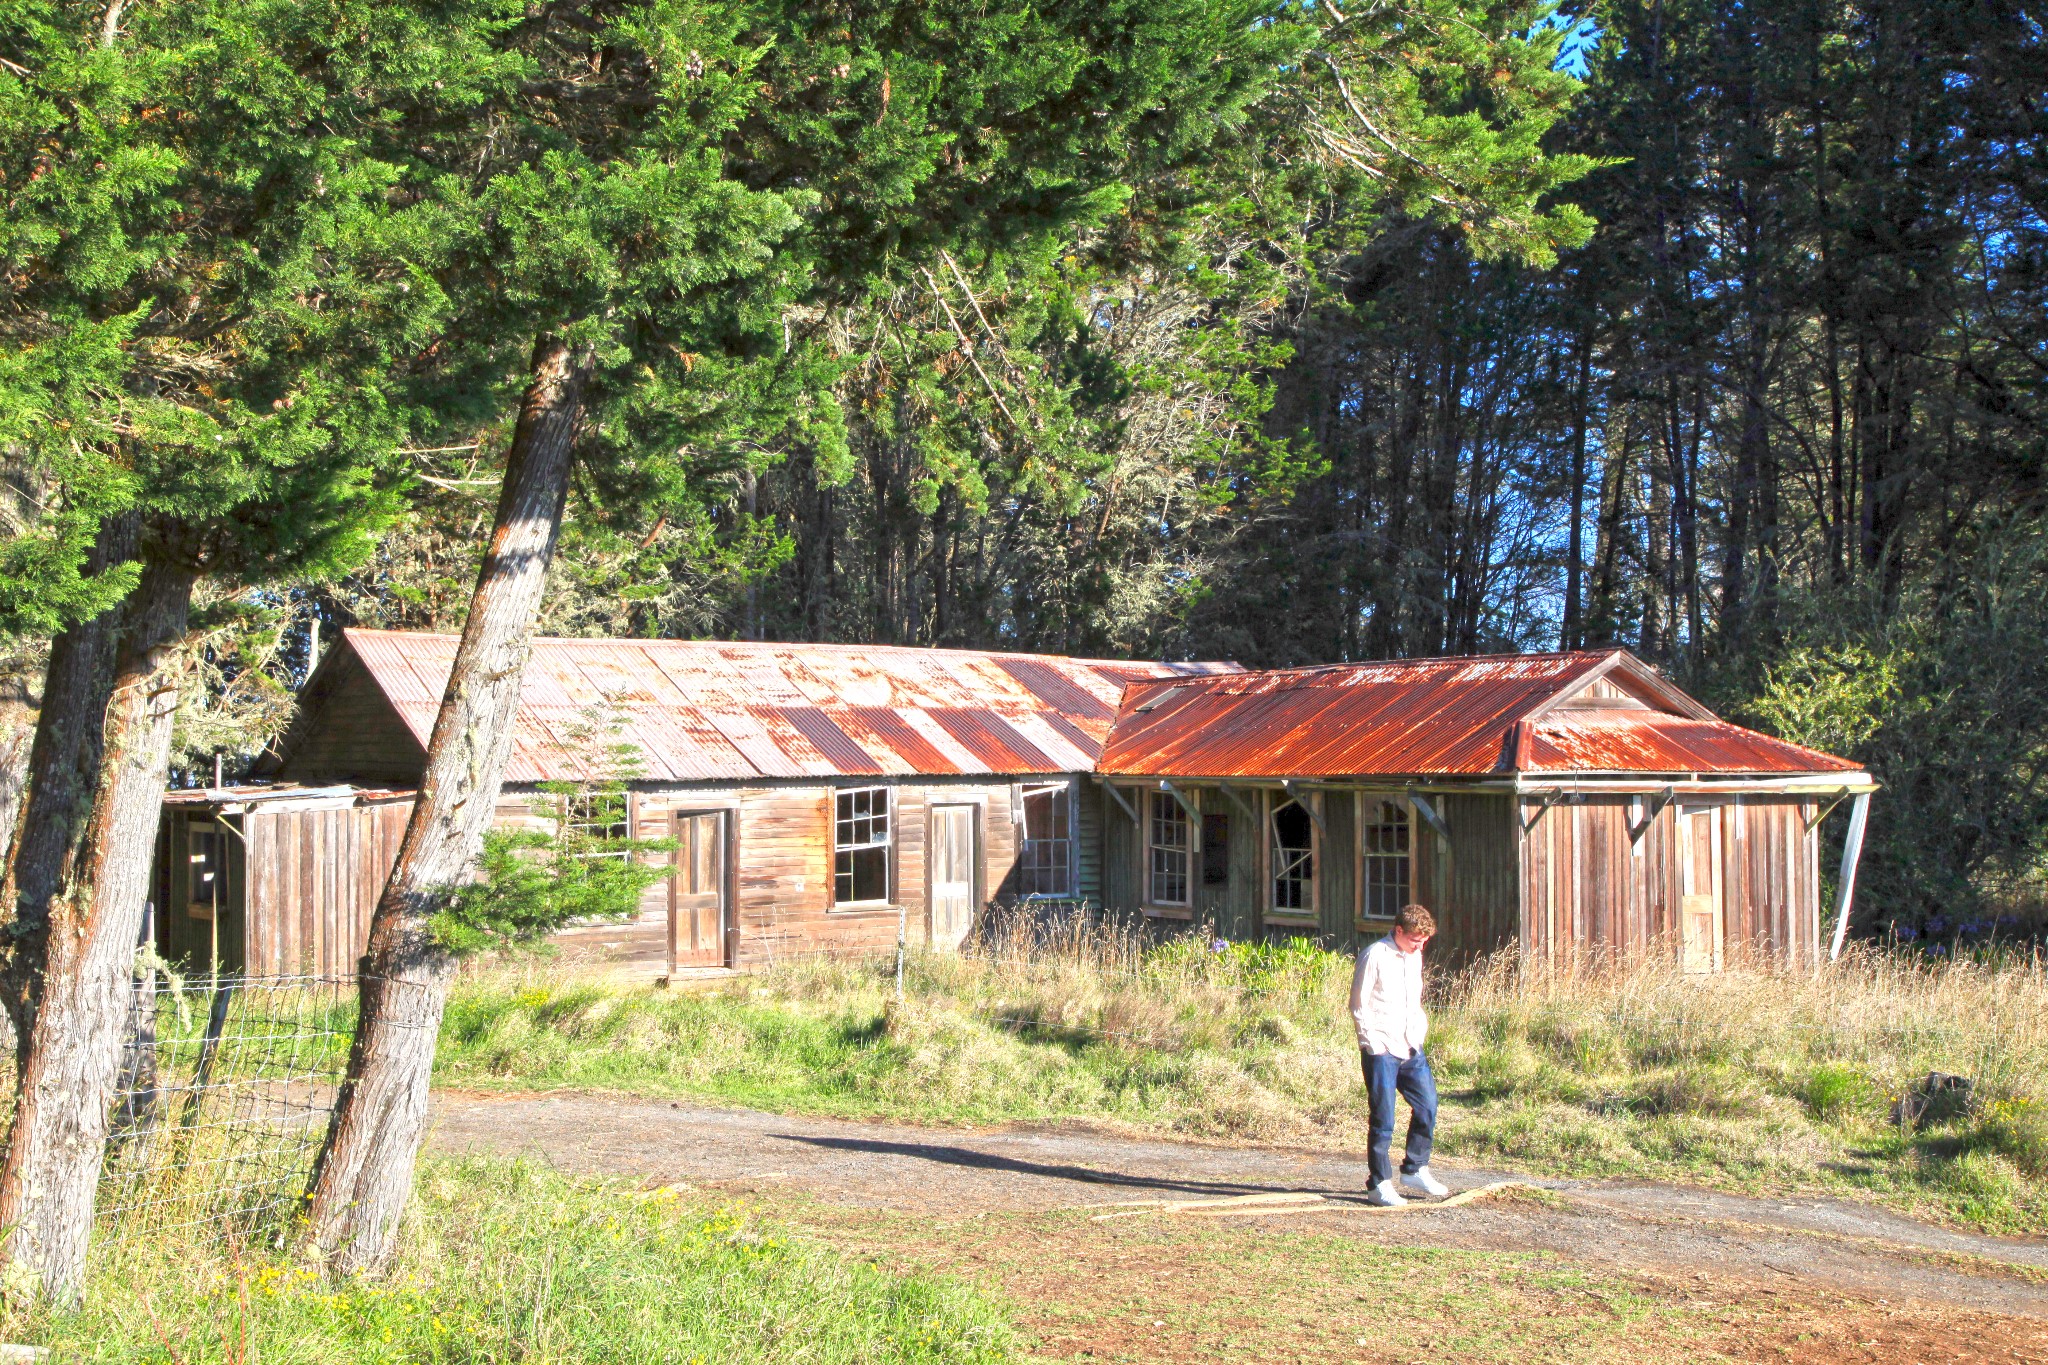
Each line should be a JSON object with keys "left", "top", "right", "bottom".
{"left": 1520, "top": 711, "right": 1857, "bottom": 774}
{"left": 1099, "top": 649, "right": 1857, "bottom": 779}
{"left": 930, "top": 708, "right": 1058, "bottom": 773}
{"left": 333, "top": 628, "right": 1234, "bottom": 783}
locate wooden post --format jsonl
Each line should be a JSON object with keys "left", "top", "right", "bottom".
{"left": 1827, "top": 791, "right": 1871, "bottom": 962}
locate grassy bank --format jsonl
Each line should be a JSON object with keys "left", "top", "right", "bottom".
{"left": 437, "top": 929, "right": 2048, "bottom": 1236}
{"left": 20, "top": 1158, "right": 1010, "bottom": 1363}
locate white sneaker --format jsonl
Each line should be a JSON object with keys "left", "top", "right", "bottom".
{"left": 1401, "top": 1167, "right": 1450, "bottom": 1198}
{"left": 1365, "top": 1180, "right": 1407, "bottom": 1207}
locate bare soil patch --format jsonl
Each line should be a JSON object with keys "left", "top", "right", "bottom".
{"left": 429, "top": 1091, "right": 2048, "bottom": 1362}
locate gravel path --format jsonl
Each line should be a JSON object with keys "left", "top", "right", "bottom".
{"left": 429, "top": 1090, "right": 2048, "bottom": 1318}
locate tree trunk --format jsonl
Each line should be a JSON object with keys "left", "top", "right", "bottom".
{"left": 0, "top": 685, "right": 37, "bottom": 886}
{"left": 1563, "top": 332, "right": 1591, "bottom": 650}
{"left": 0, "top": 517, "right": 141, "bottom": 1060}
{"left": 0, "top": 538, "right": 195, "bottom": 1304}
{"left": 302, "top": 334, "right": 591, "bottom": 1275}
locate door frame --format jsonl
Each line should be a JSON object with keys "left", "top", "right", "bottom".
{"left": 1677, "top": 802, "right": 1725, "bottom": 972}
{"left": 669, "top": 806, "right": 737, "bottom": 970}
{"left": 925, "top": 800, "right": 983, "bottom": 948}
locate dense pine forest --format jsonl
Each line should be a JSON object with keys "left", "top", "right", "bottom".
{"left": 375, "top": 0, "right": 2048, "bottom": 938}
{"left": 5, "top": 0, "right": 2045, "bottom": 959}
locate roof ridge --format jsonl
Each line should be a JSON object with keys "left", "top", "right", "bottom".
{"left": 337, "top": 625, "right": 1227, "bottom": 673}
{"left": 1126, "top": 647, "right": 1624, "bottom": 687}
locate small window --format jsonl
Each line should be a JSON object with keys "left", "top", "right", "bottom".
{"left": 1270, "top": 798, "right": 1314, "bottom": 912}
{"left": 1017, "top": 784, "right": 1072, "bottom": 897}
{"left": 1147, "top": 790, "right": 1191, "bottom": 906}
{"left": 1363, "top": 799, "right": 1411, "bottom": 920}
{"left": 1201, "top": 813, "right": 1230, "bottom": 884}
{"left": 188, "top": 827, "right": 222, "bottom": 918}
{"left": 834, "top": 787, "right": 891, "bottom": 904}
{"left": 565, "top": 790, "right": 631, "bottom": 861}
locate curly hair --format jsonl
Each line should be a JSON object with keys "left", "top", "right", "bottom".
{"left": 1394, "top": 903, "right": 1436, "bottom": 937}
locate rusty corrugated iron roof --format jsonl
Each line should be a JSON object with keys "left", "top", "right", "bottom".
{"left": 1515, "top": 709, "right": 1859, "bottom": 775}
{"left": 1097, "top": 649, "right": 1860, "bottom": 779}
{"left": 335, "top": 629, "right": 1237, "bottom": 783}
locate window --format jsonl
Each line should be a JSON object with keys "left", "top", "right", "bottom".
{"left": 565, "top": 790, "right": 631, "bottom": 861}
{"left": 188, "top": 827, "right": 221, "bottom": 919}
{"left": 1017, "top": 783, "right": 1072, "bottom": 897}
{"left": 1147, "top": 790, "right": 1191, "bottom": 906}
{"left": 1363, "top": 799, "right": 1411, "bottom": 920}
{"left": 834, "top": 787, "right": 891, "bottom": 904}
{"left": 1201, "top": 813, "right": 1230, "bottom": 884}
{"left": 1270, "top": 798, "right": 1315, "bottom": 912}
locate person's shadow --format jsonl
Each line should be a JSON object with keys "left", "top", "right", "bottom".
{"left": 772, "top": 1133, "right": 1373, "bottom": 1203}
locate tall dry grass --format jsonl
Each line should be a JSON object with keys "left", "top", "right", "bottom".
{"left": 440, "top": 925, "right": 2048, "bottom": 1233}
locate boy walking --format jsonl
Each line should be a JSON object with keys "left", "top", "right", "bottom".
{"left": 1350, "top": 903, "right": 1449, "bottom": 1206}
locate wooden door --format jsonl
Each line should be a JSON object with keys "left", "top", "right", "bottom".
{"left": 670, "top": 811, "right": 729, "bottom": 970}
{"left": 1679, "top": 805, "right": 1723, "bottom": 972}
{"left": 929, "top": 804, "right": 978, "bottom": 950}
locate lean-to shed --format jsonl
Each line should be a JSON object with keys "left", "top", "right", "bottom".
{"left": 156, "top": 629, "right": 1235, "bottom": 977}
{"left": 1093, "top": 649, "right": 1876, "bottom": 968}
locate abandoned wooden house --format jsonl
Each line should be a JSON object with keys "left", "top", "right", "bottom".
{"left": 153, "top": 628, "right": 1232, "bottom": 976}
{"left": 1092, "top": 650, "right": 1875, "bottom": 968}
{"left": 154, "top": 636, "right": 1873, "bottom": 978}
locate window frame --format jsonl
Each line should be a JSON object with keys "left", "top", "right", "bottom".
{"left": 564, "top": 789, "right": 633, "bottom": 862}
{"left": 1145, "top": 788, "right": 1193, "bottom": 908}
{"left": 832, "top": 785, "right": 894, "bottom": 908}
{"left": 1358, "top": 794, "right": 1413, "bottom": 925}
{"left": 1267, "top": 793, "right": 1318, "bottom": 918}
{"left": 1015, "top": 781, "right": 1075, "bottom": 899}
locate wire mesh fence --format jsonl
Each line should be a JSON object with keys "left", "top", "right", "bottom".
{"left": 91, "top": 972, "right": 358, "bottom": 1249}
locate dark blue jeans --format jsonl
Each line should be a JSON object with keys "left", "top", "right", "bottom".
{"left": 1362, "top": 1048, "right": 1437, "bottom": 1186}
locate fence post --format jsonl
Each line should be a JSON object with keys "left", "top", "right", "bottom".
{"left": 896, "top": 903, "right": 906, "bottom": 1003}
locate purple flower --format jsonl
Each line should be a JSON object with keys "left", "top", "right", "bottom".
{"left": 1211, "top": 938, "right": 1230, "bottom": 953}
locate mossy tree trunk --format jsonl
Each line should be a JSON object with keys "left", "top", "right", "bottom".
{"left": 0, "top": 529, "right": 196, "bottom": 1304}
{"left": 302, "top": 335, "right": 591, "bottom": 1274}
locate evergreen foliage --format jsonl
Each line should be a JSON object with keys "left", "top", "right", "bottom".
{"left": 434, "top": 712, "right": 673, "bottom": 954}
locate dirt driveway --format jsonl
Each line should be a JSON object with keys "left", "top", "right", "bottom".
{"left": 430, "top": 1091, "right": 2048, "bottom": 1362}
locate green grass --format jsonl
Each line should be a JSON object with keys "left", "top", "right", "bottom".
{"left": 435, "top": 929, "right": 2048, "bottom": 1236}
{"left": 22, "top": 1158, "right": 1013, "bottom": 1363}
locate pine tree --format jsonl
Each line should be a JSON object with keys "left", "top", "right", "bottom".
{"left": 0, "top": 0, "right": 507, "bottom": 1300}
{"left": 301, "top": 0, "right": 1310, "bottom": 1273}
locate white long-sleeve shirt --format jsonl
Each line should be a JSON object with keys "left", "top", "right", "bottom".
{"left": 1350, "top": 936, "right": 1427, "bottom": 1058}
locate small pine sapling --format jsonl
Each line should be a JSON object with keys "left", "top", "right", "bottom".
{"left": 432, "top": 707, "right": 673, "bottom": 955}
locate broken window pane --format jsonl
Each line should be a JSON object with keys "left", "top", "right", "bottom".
{"left": 1018, "top": 783, "right": 1072, "bottom": 896}
{"left": 1270, "top": 799, "right": 1314, "bottom": 911}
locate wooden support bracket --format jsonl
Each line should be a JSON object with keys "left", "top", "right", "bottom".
{"left": 1218, "top": 782, "right": 1257, "bottom": 821}
{"left": 1098, "top": 776, "right": 1138, "bottom": 825}
{"left": 1405, "top": 789, "right": 1450, "bottom": 842}
{"left": 1518, "top": 789, "right": 1568, "bottom": 833}
{"left": 1159, "top": 780, "right": 1202, "bottom": 826}
{"left": 1628, "top": 786, "right": 1675, "bottom": 844}
{"left": 1804, "top": 787, "right": 1854, "bottom": 833}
